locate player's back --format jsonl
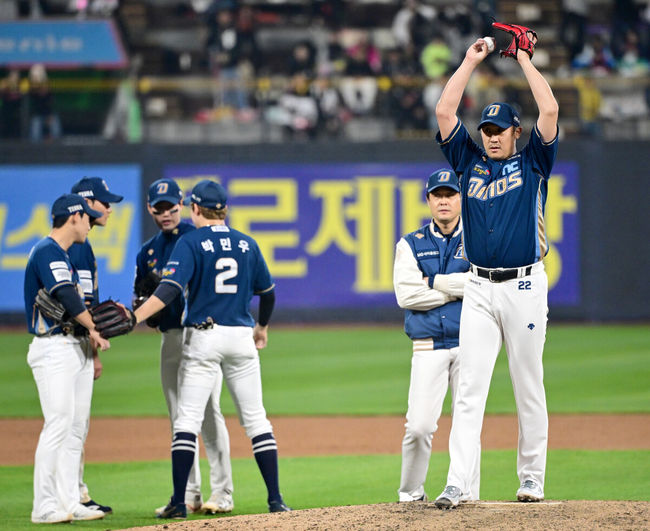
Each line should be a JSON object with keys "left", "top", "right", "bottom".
{"left": 162, "top": 224, "right": 273, "bottom": 328}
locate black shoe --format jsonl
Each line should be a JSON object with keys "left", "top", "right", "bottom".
{"left": 156, "top": 498, "right": 187, "bottom": 519}
{"left": 82, "top": 499, "right": 113, "bottom": 515}
{"left": 269, "top": 499, "right": 292, "bottom": 512}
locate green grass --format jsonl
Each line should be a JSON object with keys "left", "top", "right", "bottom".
{"left": 2, "top": 450, "right": 648, "bottom": 529}
{"left": 1, "top": 324, "right": 648, "bottom": 417}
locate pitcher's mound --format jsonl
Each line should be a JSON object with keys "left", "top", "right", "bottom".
{"left": 125, "top": 500, "right": 649, "bottom": 530}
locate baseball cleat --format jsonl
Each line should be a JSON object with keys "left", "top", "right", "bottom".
{"left": 185, "top": 492, "right": 203, "bottom": 513}
{"left": 434, "top": 485, "right": 461, "bottom": 509}
{"left": 31, "top": 510, "right": 73, "bottom": 524}
{"left": 71, "top": 504, "right": 105, "bottom": 521}
{"left": 156, "top": 498, "right": 187, "bottom": 519}
{"left": 517, "top": 480, "right": 544, "bottom": 502}
{"left": 82, "top": 498, "right": 113, "bottom": 514}
{"left": 268, "top": 499, "right": 292, "bottom": 512}
{"left": 398, "top": 492, "right": 428, "bottom": 502}
{"left": 201, "top": 493, "right": 234, "bottom": 514}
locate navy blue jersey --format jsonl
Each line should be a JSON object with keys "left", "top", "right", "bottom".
{"left": 68, "top": 239, "right": 98, "bottom": 307}
{"left": 436, "top": 121, "right": 558, "bottom": 268}
{"left": 403, "top": 222, "right": 469, "bottom": 346}
{"left": 134, "top": 221, "right": 195, "bottom": 332}
{"left": 24, "top": 237, "right": 81, "bottom": 335}
{"left": 160, "top": 224, "right": 274, "bottom": 328}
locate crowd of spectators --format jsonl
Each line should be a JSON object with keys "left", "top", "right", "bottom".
{"left": 1, "top": 0, "right": 650, "bottom": 141}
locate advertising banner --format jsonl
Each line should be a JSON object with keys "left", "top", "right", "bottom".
{"left": 164, "top": 163, "right": 579, "bottom": 308}
{"left": 0, "top": 165, "right": 140, "bottom": 312}
{"left": 0, "top": 20, "right": 127, "bottom": 68}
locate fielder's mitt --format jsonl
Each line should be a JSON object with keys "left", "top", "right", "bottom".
{"left": 133, "top": 271, "right": 162, "bottom": 328}
{"left": 90, "top": 300, "right": 136, "bottom": 339}
{"left": 492, "top": 22, "right": 537, "bottom": 59}
{"left": 35, "top": 288, "right": 67, "bottom": 322}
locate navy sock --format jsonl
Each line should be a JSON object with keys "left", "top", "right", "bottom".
{"left": 171, "top": 431, "right": 197, "bottom": 505}
{"left": 252, "top": 432, "right": 281, "bottom": 503}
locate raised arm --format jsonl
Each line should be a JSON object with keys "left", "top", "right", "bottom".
{"left": 436, "top": 38, "right": 490, "bottom": 139}
{"left": 517, "top": 49, "right": 559, "bottom": 142}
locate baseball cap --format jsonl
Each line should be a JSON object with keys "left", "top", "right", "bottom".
{"left": 148, "top": 178, "right": 183, "bottom": 206}
{"left": 71, "top": 177, "right": 123, "bottom": 204}
{"left": 51, "top": 193, "right": 102, "bottom": 220}
{"left": 426, "top": 169, "right": 460, "bottom": 194}
{"left": 477, "top": 102, "right": 520, "bottom": 130}
{"left": 183, "top": 180, "right": 227, "bottom": 209}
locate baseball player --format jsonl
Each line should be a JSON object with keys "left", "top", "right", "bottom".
{"left": 132, "top": 180, "right": 290, "bottom": 518}
{"left": 68, "top": 176, "right": 123, "bottom": 516}
{"left": 24, "top": 194, "right": 110, "bottom": 524}
{"left": 433, "top": 31, "right": 559, "bottom": 508}
{"left": 394, "top": 169, "right": 480, "bottom": 503}
{"left": 134, "top": 178, "right": 234, "bottom": 515}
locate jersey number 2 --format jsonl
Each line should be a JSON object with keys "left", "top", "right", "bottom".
{"left": 216, "top": 258, "right": 238, "bottom": 293}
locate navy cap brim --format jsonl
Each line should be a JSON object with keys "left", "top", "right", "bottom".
{"left": 478, "top": 118, "right": 515, "bottom": 130}
{"left": 151, "top": 195, "right": 182, "bottom": 206}
{"left": 427, "top": 183, "right": 460, "bottom": 193}
{"left": 82, "top": 202, "right": 103, "bottom": 219}
{"left": 96, "top": 190, "right": 124, "bottom": 203}
{"left": 182, "top": 196, "right": 192, "bottom": 206}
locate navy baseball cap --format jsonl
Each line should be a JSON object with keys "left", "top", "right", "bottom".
{"left": 51, "top": 193, "right": 102, "bottom": 220}
{"left": 148, "top": 178, "right": 183, "bottom": 206}
{"left": 71, "top": 177, "right": 123, "bottom": 203}
{"left": 477, "top": 102, "right": 520, "bottom": 130}
{"left": 426, "top": 169, "right": 460, "bottom": 194}
{"left": 183, "top": 180, "right": 227, "bottom": 209}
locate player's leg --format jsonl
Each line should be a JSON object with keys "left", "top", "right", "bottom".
{"left": 161, "top": 328, "right": 223, "bottom": 517}
{"left": 221, "top": 326, "right": 288, "bottom": 512}
{"left": 56, "top": 340, "right": 104, "bottom": 520}
{"left": 28, "top": 337, "right": 76, "bottom": 521}
{"left": 448, "top": 346, "right": 481, "bottom": 501}
{"left": 500, "top": 270, "right": 549, "bottom": 497}
{"left": 444, "top": 280, "right": 501, "bottom": 498}
{"left": 200, "top": 365, "right": 234, "bottom": 514}
{"left": 398, "top": 342, "right": 452, "bottom": 501}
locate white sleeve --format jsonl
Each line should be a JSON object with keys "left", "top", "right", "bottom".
{"left": 432, "top": 271, "right": 471, "bottom": 298}
{"left": 393, "top": 238, "right": 455, "bottom": 311}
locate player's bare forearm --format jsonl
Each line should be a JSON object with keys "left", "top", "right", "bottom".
{"left": 436, "top": 39, "right": 488, "bottom": 138}
{"left": 74, "top": 309, "right": 110, "bottom": 350}
{"left": 517, "top": 51, "right": 559, "bottom": 141}
{"left": 134, "top": 295, "right": 166, "bottom": 324}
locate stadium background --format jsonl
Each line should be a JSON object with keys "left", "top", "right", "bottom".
{"left": 0, "top": 0, "right": 649, "bottom": 529}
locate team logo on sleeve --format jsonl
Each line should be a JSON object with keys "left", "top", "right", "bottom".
{"left": 162, "top": 266, "right": 176, "bottom": 277}
{"left": 49, "top": 261, "right": 72, "bottom": 282}
{"left": 201, "top": 239, "right": 215, "bottom": 253}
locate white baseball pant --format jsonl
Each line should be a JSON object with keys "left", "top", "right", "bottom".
{"left": 174, "top": 325, "right": 273, "bottom": 440}
{"left": 27, "top": 335, "right": 94, "bottom": 517}
{"left": 161, "top": 329, "right": 233, "bottom": 499}
{"left": 399, "top": 344, "right": 480, "bottom": 501}
{"left": 447, "top": 263, "right": 548, "bottom": 494}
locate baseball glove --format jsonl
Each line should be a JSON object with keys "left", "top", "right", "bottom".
{"left": 90, "top": 300, "right": 136, "bottom": 339}
{"left": 133, "top": 271, "right": 162, "bottom": 328}
{"left": 35, "top": 288, "right": 67, "bottom": 322}
{"left": 492, "top": 22, "right": 537, "bottom": 59}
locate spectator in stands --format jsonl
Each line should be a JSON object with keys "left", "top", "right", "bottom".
{"left": 338, "top": 34, "right": 381, "bottom": 116}
{"left": 28, "top": 64, "right": 62, "bottom": 142}
{"left": 206, "top": 2, "right": 256, "bottom": 121}
{"left": 610, "top": 0, "right": 641, "bottom": 60}
{"left": 265, "top": 74, "right": 319, "bottom": 140}
{"left": 573, "top": 73, "right": 602, "bottom": 137}
{"left": 311, "top": 75, "right": 348, "bottom": 138}
{"left": 420, "top": 35, "right": 452, "bottom": 80}
{"left": 0, "top": 69, "right": 24, "bottom": 140}
{"left": 617, "top": 30, "right": 649, "bottom": 77}
{"left": 560, "top": 0, "right": 588, "bottom": 61}
{"left": 572, "top": 34, "right": 616, "bottom": 76}
{"left": 391, "top": 0, "right": 437, "bottom": 55}
{"left": 289, "top": 41, "right": 317, "bottom": 78}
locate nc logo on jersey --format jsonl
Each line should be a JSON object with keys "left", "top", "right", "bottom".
{"left": 454, "top": 243, "right": 465, "bottom": 260}
{"left": 201, "top": 239, "right": 215, "bottom": 253}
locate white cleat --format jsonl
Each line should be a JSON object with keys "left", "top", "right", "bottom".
{"left": 71, "top": 504, "right": 105, "bottom": 521}
{"left": 31, "top": 510, "right": 73, "bottom": 524}
{"left": 434, "top": 485, "right": 462, "bottom": 509}
{"left": 517, "top": 480, "right": 544, "bottom": 502}
{"left": 201, "top": 493, "right": 234, "bottom": 514}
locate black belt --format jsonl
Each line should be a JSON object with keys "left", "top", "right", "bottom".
{"left": 472, "top": 265, "right": 533, "bottom": 283}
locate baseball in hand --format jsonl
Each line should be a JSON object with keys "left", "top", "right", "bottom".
{"left": 484, "top": 36, "right": 495, "bottom": 53}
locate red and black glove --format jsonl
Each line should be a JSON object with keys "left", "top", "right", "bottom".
{"left": 492, "top": 22, "right": 537, "bottom": 60}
